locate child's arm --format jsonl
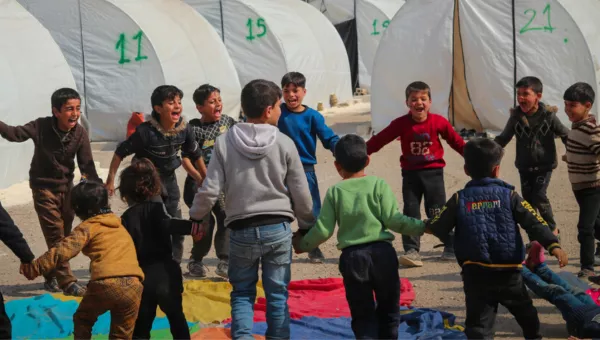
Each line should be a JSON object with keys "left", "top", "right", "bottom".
{"left": 511, "top": 191, "right": 561, "bottom": 253}
{"left": 425, "top": 194, "right": 459, "bottom": 243}
{"left": 551, "top": 114, "right": 569, "bottom": 144}
{"left": 0, "top": 202, "right": 34, "bottom": 264}
{"left": 106, "top": 129, "right": 145, "bottom": 195}
{"left": 439, "top": 117, "right": 465, "bottom": 156}
{"left": 312, "top": 112, "right": 340, "bottom": 154}
{"left": 378, "top": 180, "right": 425, "bottom": 235}
{"left": 181, "top": 125, "right": 204, "bottom": 183}
{"left": 284, "top": 143, "right": 316, "bottom": 230}
{"left": 493, "top": 115, "right": 517, "bottom": 147}
{"left": 76, "top": 129, "right": 100, "bottom": 182}
{"left": 366, "top": 118, "right": 401, "bottom": 155}
{"left": 0, "top": 119, "right": 38, "bottom": 143}
{"left": 295, "top": 189, "right": 336, "bottom": 253}
{"left": 189, "top": 145, "right": 225, "bottom": 222}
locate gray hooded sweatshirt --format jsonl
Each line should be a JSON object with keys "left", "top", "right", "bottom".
{"left": 189, "top": 123, "right": 315, "bottom": 230}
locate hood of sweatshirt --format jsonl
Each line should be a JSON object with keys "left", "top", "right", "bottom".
{"left": 228, "top": 123, "right": 277, "bottom": 159}
{"left": 83, "top": 213, "right": 122, "bottom": 228}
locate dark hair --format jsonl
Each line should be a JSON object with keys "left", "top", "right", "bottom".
{"left": 193, "top": 84, "right": 221, "bottom": 105}
{"left": 334, "top": 134, "right": 369, "bottom": 173}
{"left": 51, "top": 88, "right": 81, "bottom": 111}
{"left": 405, "top": 81, "right": 431, "bottom": 101}
{"left": 241, "top": 79, "right": 282, "bottom": 119}
{"left": 564, "top": 82, "right": 595, "bottom": 105}
{"left": 281, "top": 72, "right": 306, "bottom": 88}
{"left": 150, "top": 85, "right": 183, "bottom": 120}
{"left": 71, "top": 180, "right": 110, "bottom": 220}
{"left": 464, "top": 138, "right": 504, "bottom": 179}
{"left": 118, "top": 158, "right": 162, "bottom": 204}
{"left": 516, "top": 76, "right": 543, "bottom": 94}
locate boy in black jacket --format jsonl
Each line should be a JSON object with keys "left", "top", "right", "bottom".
{"left": 427, "top": 138, "right": 567, "bottom": 339}
{"left": 1, "top": 202, "right": 35, "bottom": 339}
{"left": 494, "top": 76, "right": 569, "bottom": 235}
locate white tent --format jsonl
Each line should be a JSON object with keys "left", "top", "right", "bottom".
{"left": 0, "top": 1, "right": 77, "bottom": 190}
{"left": 371, "top": 0, "right": 598, "bottom": 133}
{"left": 18, "top": 0, "right": 241, "bottom": 142}
{"left": 308, "top": 0, "right": 405, "bottom": 91}
{"left": 184, "top": 0, "right": 353, "bottom": 109}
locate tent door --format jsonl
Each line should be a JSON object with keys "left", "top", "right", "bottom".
{"left": 335, "top": 19, "right": 359, "bottom": 92}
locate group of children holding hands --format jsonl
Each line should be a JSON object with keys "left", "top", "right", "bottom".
{"left": 0, "top": 71, "right": 599, "bottom": 340}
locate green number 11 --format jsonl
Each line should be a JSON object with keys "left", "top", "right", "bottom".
{"left": 115, "top": 30, "right": 148, "bottom": 64}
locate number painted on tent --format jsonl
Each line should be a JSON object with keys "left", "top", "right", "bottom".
{"left": 115, "top": 30, "right": 148, "bottom": 64}
{"left": 246, "top": 18, "right": 267, "bottom": 41}
{"left": 371, "top": 19, "right": 391, "bottom": 36}
{"left": 519, "top": 4, "right": 555, "bottom": 34}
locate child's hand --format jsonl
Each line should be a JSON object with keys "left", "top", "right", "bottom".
{"left": 20, "top": 263, "right": 38, "bottom": 280}
{"left": 105, "top": 180, "right": 115, "bottom": 196}
{"left": 551, "top": 248, "right": 568, "bottom": 267}
{"left": 191, "top": 221, "right": 209, "bottom": 242}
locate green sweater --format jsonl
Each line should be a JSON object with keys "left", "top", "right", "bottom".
{"left": 298, "top": 176, "right": 425, "bottom": 251}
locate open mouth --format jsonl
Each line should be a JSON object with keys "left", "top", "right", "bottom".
{"left": 287, "top": 99, "right": 298, "bottom": 106}
{"left": 171, "top": 112, "right": 181, "bottom": 120}
{"left": 414, "top": 107, "right": 425, "bottom": 113}
{"left": 68, "top": 117, "right": 78, "bottom": 125}
{"left": 214, "top": 108, "right": 222, "bottom": 117}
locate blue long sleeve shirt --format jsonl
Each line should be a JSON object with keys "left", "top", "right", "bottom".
{"left": 277, "top": 104, "right": 339, "bottom": 166}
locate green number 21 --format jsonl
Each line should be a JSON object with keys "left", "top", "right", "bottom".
{"left": 520, "top": 4, "right": 555, "bottom": 34}
{"left": 246, "top": 18, "right": 267, "bottom": 41}
{"left": 115, "top": 30, "right": 148, "bottom": 65}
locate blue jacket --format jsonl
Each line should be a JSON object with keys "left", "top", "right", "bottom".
{"left": 428, "top": 178, "right": 560, "bottom": 270}
{"left": 277, "top": 104, "right": 339, "bottom": 167}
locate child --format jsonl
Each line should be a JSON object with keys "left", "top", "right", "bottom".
{"left": 277, "top": 72, "right": 339, "bottom": 263}
{"left": 119, "top": 158, "right": 192, "bottom": 339}
{"left": 522, "top": 241, "right": 600, "bottom": 339}
{"left": 190, "top": 79, "right": 315, "bottom": 339}
{"left": 0, "top": 202, "right": 35, "bottom": 339}
{"left": 20, "top": 180, "right": 144, "bottom": 339}
{"left": 0, "top": 87, "right": 98, "bottom": 296}
{"left": 426, "top": 138, "right": 566, "bottom": 339}
{"left": 292, "top": 134, "right": 425, "bottom": 340}
{"left": 183, "top": 84, "right": 235, "bottom": 278}
{"left": 106, "top": 85, "right": 203, "bottom": 264}
{"left": 494, "top": 76, "right": 569, "bottom": 235}
{"left": 366, "top": 81, "right": 464, "bottom": 267}
{"left": 563, "top": 82, "right": 599, "bottom": 278}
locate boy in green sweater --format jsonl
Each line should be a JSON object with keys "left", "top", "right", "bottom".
{"left": 292, "top": 134, "right": 425, "bottom": 340}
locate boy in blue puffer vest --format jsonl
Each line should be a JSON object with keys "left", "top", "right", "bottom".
{"left": 426, "top": 138, "right": 568, "bottom": 339}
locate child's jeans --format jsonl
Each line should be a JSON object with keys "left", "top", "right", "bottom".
{"left": 304, "top": 168, "right": 321, "bottom": 218}
{"left": 519, "top": 170, "right": 556, "bottom": 231}
{"left": 573, "top": 187, "right": 600, "bottom": 271}
{"left": 339, "top": 241, "right": 400, "bottom": 339}
{"left": 228, "top": 222, "right": 292, "bottom": 340}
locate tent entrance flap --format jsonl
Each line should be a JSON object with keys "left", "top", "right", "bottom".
{"left": 335, "top": 18, "right": 359, "bottom": 92}
{"left": 449, "top": 0, "right": 482, "bottom": 132}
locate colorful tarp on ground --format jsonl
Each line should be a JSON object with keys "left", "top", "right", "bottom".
{"left": 6, "top": 277, "right": 465, "bottom": 339}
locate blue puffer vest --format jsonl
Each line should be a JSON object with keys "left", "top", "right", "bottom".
{"left": 455, "top": 178, "right": 525, "bottom": 269}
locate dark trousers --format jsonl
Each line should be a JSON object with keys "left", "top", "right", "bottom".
{"left": 160, "top": 173, "right": 184, "bottom": 263}
{"left": 339, "top": 241, "right": 400, "bottom": 340}
{"left": 133, "top": 261, "right": 190, "bottom": 339}
{"left": 519, "top": 171, "right": 556, "bottom": 231}
{"left": 401, "top": 168, "right": 453, "bottom": 252}
{"left": 184, "top": 177, "right": 229, "bottom": 262}
{"left": 573, "top": 187, "right": 600, "bottom": 271}
{"left": 462, "top": 267, "right": 541, "bottom": 339}
{"left": 0, "top": 291, "right": 10, "bottom": 340}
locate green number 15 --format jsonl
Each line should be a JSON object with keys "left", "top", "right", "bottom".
{"left": 246, "top": 18, "right": 267, "bottom": 41}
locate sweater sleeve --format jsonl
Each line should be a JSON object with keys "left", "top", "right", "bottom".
{"left": 366, "top": 118, "right": 401, "bottom": 155}
{"left": 379, "top": 180, "right": 425, "bottom": 235}
{"left": 189, "top": 140, "right": 224, "bottom": 221}
{"left": 76, "top": 128, "right": 100, "bottom": 182}
{"left": 494, "top": 115, "right": 517, "bottom": 147}
{"left": 551, "top": 114, "right": 569, "bottom": 144}
{"left": 312, "top": 111, "right": 339, "bottom": 154}
{"left": 297, "top": 188, "right": 336, "bottom": 252}
{"left": 426, "top": 193, "right": 458, "bottom": 244}
{"left": 585, "top": 124, "right": 600, "bottom": 156}
{"left": 0, "top": 119, "right": 38, "bottom": 144}
{"left": 115, "top": 127, "right": 144, "bottom": 159}
{"left": 181, "top": 124, "right": 202, "bottom": 160}
{"left": 439, "top": 116, "right": 465, "bottom": 156}
{"left": 0, "top": 202, "right": 34, "bottom": 263}
{"left": 285, "top": 139, "right": 316, "bottom": 229}
{"left": 31, "top": 225, "right": 91, "bottom": 277}
{"left": 511, "top": 191, "right": 560, "bottom": 253}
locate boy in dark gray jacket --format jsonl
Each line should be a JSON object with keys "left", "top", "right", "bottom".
{"left": 190, "top": 79, "right": 314, "bottom": 340}
{"left": 495, "top": 76, "right": 569, "bottom": 235}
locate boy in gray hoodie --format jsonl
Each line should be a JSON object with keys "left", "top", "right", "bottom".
{"left": 190, "top": 79, "right": 315, "bottom": 339}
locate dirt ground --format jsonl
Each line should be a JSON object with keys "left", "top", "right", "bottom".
{"left": 0, "top": 111, "right": 583, "bottom": 339}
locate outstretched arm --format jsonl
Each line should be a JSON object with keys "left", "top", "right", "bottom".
{"left": 425, "top": 194, "right": 458, "bottom": 243}
{"left": 0, "top": 120, "right": 38, "bottom": 143}
{"left": 439, "top": 118, "right": 465, "bottom": 156}
{"left": 76, "top": 129, "right": 100, "bottom": 182}
{"left": 551, "top": 114, "right": 569, "bottom": 144}
{"left": 294, "top": 190, "right": 336, "bottom": 253}
{"left": 379, "top": 180, "right": 425, "bottom": 235}
{"left": 494, "top": 115, "right": 517, "bottom": 147}
{"left": 313, "top": 112, "right": 339, "bottom": 154}
{"left": 0, "top": 202, "right": 34, "bottom": 263}
{"left": 366, "top": 118, "right": 401, "bottom": 155}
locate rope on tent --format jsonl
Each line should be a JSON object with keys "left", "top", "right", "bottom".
{"left": 77, "top": 0, "right": 92, "bottom": 135}
{"left": 219, "top": 0, "right": 225, "bottom": 43}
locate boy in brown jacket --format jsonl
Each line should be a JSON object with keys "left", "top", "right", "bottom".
{"left": 0, "top": 88, "right": 99, "bottom": 296}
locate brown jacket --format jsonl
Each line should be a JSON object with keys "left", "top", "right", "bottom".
{"left": 0, "top": 117, "right": 99, "bottom": 192}
{"left": 30, "top": 213, "right": 144, "bottom": 282}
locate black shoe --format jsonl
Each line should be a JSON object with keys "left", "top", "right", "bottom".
{"left": 43, "top": 277, "right": 61, "bottom": 293}
{"left": 308, "top": 247, "right": 325, "bottom": 264}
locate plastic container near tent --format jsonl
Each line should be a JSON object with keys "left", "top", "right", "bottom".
{"left": 307, "top": 0, "right": 405, "bottom": 91}
{"left": 184, "top": 0, "right": 353, "bottom": 109}
{"left": 0, "top": 1, "right": 77, "bottom": 190}
{"left": 371, "top": 0, "right": 598, "bottom": 134}
{"left": 18, "top": 0, "right": 241, "bottom": 142}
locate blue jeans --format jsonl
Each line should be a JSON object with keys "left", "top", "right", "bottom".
{"left": 305, "top": 171, "right": 321, "bottom": 219}
{"left": 228, "top": 222, "right": 292, "bottom": 340}
{"left": 522, "top": 263, "right": 595, "bottom": 321}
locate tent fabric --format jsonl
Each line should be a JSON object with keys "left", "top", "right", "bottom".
{"left": 0, "top": 1, "right": 78, "bottom": 190}
{"left": 18, "top": 0, "right": 241, "bottom": 142}
{"left": 334, "top": 19, "right": 359, "bottom": 91}
{"left": 185, "top": 0, "right": 352, "bottom": 109}
{"left": 372, "top": 0, "right": 598, "bottom": 133}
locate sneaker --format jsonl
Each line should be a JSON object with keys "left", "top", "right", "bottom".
{"left": 308, "top": 247, "right": 325, "bottom": 264}
{"left": 215, "top": 260, "right": 229, "bottom": 279}
{"left": 63, "top": 282, "right": 86, "bottom": 297}
{"left": 188, "top": 261, "right": 208, "bottom": 278}
{"left": 440, "top": 247, "right": 455, "bottom": 261}
{"left": 43, "top": 277, "right": 61, "bottom": 293}
{"left": 399, "top": 250, "right": 423, "bottom": 268}
{"left": 578, "top": 269, "right": 595, "bottom": 279}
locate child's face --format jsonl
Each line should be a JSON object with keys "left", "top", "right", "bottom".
{"left": 155, "top": 95, "right": 182, "bottom": 125}
{"left": 283, "top": 84, "right": 306, "bottom": 111}
{"left": 197, "top": 91, "right": 223, "bottom": 122}
{"left": 564, "top": 100, "right": 592, "bottom": 123}
{"left": 266, "top": 98, "right": 282, "bottom": 125}
{"left": 52, "top": 99, "right": 81, "bottom": 131}
{"left": 406, "top": 90, "right": 431, "bottom": 121}
{"left": 517, "top": 87, "right": 542, "bottom": 114}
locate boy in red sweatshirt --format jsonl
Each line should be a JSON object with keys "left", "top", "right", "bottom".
{"left": 366, "top": 81, "right": 465, "bottom": 267}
